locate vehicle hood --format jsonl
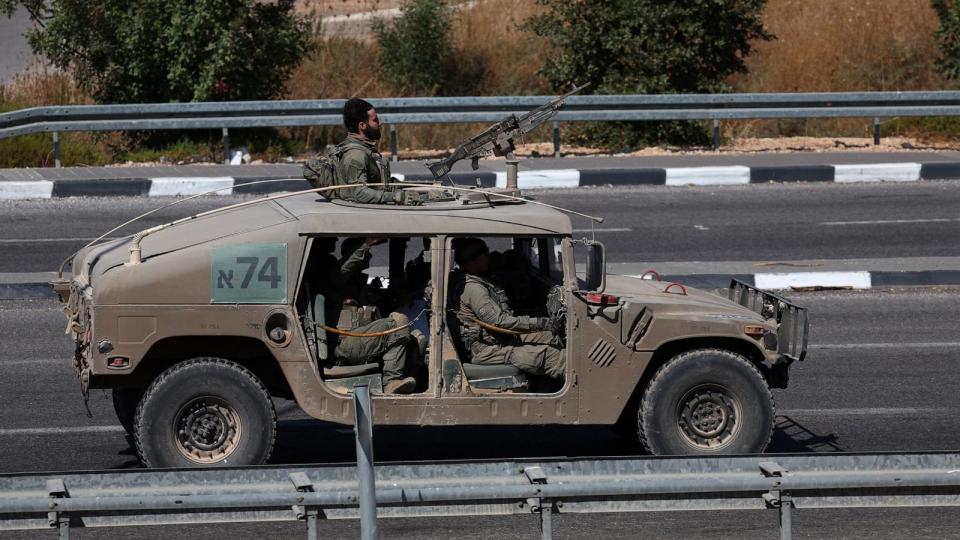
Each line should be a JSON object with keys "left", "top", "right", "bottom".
{"left": 603, "top": 274, "right": 764, "bottom": 321}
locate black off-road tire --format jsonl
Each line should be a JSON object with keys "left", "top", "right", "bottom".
{"left": 134, "top": 358, "right": 277, "bottom": 468}
{"left": 112, "top": 387, "right": 144, "bottom": 435}
{"left": 638, "top": 349, "right": 774, "bottom": 455}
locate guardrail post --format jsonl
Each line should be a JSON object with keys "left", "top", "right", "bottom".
{"left": 552, "top": 121, "right": 561, "bottom": 158}
{"left": 760, "top": 461, "right": 791, "bottom": 540}
{"left": 779, "top": 494, "right": 793, "bottom": 540}
{"left": 353, "top": 383, "right": 378, "bottom": 540}
{"left": 873, "top": 117, "right": 881, "bottom": 145}
{"left": 47, "top": 478, "right": 69, "bottom": 539}
{"left": 52, "top": 131, "right": 61, "bottom": 168}
{"left": 712, "top": 118, "right": 720, "bottom": 150}
{"left": 540, "top": 502, "right": 553, "bottom": 540}
{"left": 390, "top": 124, "right": 398, "bottom": 162}
{"left": 222, "top": 127, "right": 230, "bottom": 164}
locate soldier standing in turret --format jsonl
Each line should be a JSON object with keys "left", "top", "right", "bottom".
{"left": 336, "top": 98, "right": 413, "bottom": 204}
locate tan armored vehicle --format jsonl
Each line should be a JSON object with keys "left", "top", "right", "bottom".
{"left": 53, "top": 186, "right": 808, "bottom": 468}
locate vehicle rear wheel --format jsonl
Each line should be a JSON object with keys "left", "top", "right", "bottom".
{"left": 134, "top": 358, "right": 276, "bottom": 468}
{"left": 638, "top": 348, "right": 774, "bottom": 455}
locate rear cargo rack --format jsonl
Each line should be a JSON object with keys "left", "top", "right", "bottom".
{"left": 728, "top": 279, "right": 809, "bottom": 361}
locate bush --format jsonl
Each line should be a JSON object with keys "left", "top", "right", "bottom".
{"left": 933, "top": 0, "right": 960, "bottom": 81}
{"left": 525, "top": 0, "right": 772, "bottom": 147}
{"left": 2, "top": 0, "right": 309, "bottom": 104}
{"left": 374, "top": 0, "right": 456, "bottom": 96}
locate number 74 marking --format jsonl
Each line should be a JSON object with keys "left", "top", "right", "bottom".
{"left": 236, "top": 256, "right": 281, "bottom": 289}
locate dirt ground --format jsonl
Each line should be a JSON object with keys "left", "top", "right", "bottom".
{"left": 296, "top": 0, "right": 403, "bottom": 17}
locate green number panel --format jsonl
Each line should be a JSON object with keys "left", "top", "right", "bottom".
{"left": 211, "top": 243, "right": 288, "bottom": 304}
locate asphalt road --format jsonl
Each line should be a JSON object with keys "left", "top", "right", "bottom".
{"left": 3, "top": 181, "right": 960, "bottom": 538}
{"left": 4, "top": 180, "right": 960, "bottom": 273}
{"left": 2, "top": 288, "right": 959, "bottom": 538}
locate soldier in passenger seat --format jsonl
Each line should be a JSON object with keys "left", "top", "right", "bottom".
{"left": 449, "top": 238, "right": 565, "bottom": 380}
{"left": 314, "top": 237, "right": 420, "bottom": 394}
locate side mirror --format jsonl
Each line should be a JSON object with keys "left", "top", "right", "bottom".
{"left": 585, "top": 241, "right": 606, "bottom": 292}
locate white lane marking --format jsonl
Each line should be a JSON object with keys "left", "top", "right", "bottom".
{"left": 148, "top": 177, "right": 235, "bottom": 197}
{"left": 495, "top": 169, "right": 580, "bottom": 189}
{"left": 1, "top": 359, "right": 66, "bottom": 367}
{"left": 754, "top": 271, "right": 871, "bottom": 290}
{"left": 779, "top": 407, "right": 947, "bottom": 417}
{"left": 821, "top": 217, "right": 960, "bottom": 226}
{"left": 0, "top": 425, "right": 125, "bottom": 436}
{"left": 665, "top": 166, "right": 750, "bottom": 186}
{"left": 0, "top": 181, "right": 54, "bottom": 200}
{"left": 812, "top": 342, "right": 960, "bottom": 350}
{"left": 833, "top": 162, "right": 921, "bottom": 183}
{"left": 571, "top": 227, "right": 632, "bottom": 233}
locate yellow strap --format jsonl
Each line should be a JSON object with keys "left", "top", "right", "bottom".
{"left": 317, "top": 322, "right": 411, "bottom": 338}
{"left": 470, "top": 317, "right": 534, "bottom": 336}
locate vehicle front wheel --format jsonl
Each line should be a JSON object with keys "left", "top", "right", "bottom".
{"left": 134, "top": 358, "right": 277, "bottom": 468}
{"left": 638, "top": 348, "right": 774, "bottom": 455}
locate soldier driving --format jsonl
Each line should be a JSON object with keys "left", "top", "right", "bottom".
{"left": 450, "top": 238, "right": 565, "bottom": 380}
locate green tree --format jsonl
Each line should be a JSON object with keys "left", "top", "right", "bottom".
{"left": 1, "top": 0, "right": 309, "bottom": 103}
{"left": 374, "top": 0, "right": 454, "bottom": 96}
{"left": 933, "top": 0, "right": 960, "bottom": 81}
{"left": 525, "top": 0, "right": 772, "bottom": 147}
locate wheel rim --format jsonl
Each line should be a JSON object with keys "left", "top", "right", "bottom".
{"left": 173, "top": 396, "right": 242, "bottom": 464}
{"left": 675, "top": 384, "right": 741, "bottom": 450}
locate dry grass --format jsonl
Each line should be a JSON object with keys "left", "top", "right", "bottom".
{"left": 728, "top": 0, "right": 949, "bottom": 139}
{"left": 451, "top": 0, "right": 547, "bottom": 95}
{"left": 0, "top": 70, "right": 90, "bottom": 108}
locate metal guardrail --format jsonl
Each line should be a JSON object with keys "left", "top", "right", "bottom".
{"left": 4, "top": 91, "right": 960, "bottom": 166}
{"left": 1, "top": 385, "right": 959, "bottom": 540}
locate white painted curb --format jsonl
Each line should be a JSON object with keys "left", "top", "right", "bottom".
{"left": 148, "top": 177, "right": 236, "bottom": 197}
{"left": 495, "top": 169, "right": 580, "bottom": 189}
{"left": 833, "top": 163, "right": 921, "bottom": 183}
{"left": 665, "top": 166, "right": 751, "bottom": 186}
{"left": 754, "top": 271, "right": 872, "bottom": 290}
{"left": 0, "top": 181, "right": 54, "bottom": 200}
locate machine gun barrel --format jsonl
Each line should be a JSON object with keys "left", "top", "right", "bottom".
{"left": 426, "top": 83, "right": 587, "bottom": 181}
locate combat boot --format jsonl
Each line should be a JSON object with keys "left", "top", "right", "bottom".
{"left": 383, "top": 376, "right": 416, "bottom": 395}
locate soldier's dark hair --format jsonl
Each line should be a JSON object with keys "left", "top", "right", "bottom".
{"left": 343, "top": 98, "right": 374, "bottom": 133}
{"left": 454, "top": 237, "right": 489, "bottom": 265}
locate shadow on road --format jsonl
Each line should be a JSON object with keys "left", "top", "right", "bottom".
{"left": 768, "top": 415, "right": 843, "bottom": 453}
{"left": 106, "top": 413, "right": 844, "bottom": 469}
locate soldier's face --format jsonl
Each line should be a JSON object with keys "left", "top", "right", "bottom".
{"left": 361, "top": 109, "right": 382, "bottom": 141}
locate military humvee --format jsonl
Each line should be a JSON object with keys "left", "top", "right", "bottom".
{"left": 54, "top": 188, "right": 808, "bottom": 467}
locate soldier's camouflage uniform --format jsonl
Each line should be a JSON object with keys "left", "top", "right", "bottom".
{"left": 335, "top": 133, "right": 402, "bottom": 204}
{"left": 450, "top": 271, "right": 565, "bottom": 379}
{"left": 324, "top": 242, "right": 411, "bottom": 382}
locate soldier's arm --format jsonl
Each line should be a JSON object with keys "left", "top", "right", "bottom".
{"left": 464, "top": 282, "right": 544, "bottom": 331}
{"left": 338, "top": 244, "right": 370, "bottom": 280}
{"left": 340, "top": 149, "right": 397, "bottom": 204}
